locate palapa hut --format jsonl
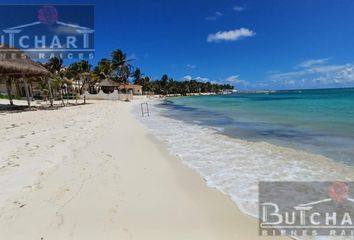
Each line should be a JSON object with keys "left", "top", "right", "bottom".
{"left": 0, "top": 45, "right": 51, "bottom": 108}
{"left": 98, "top": 78, "right": 142, "bottom": 95}
{"left": 99, "top": 78, "right": 119, "bottom": 94}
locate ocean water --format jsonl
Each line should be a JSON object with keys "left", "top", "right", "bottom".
{"left": 158, "top": 88, "right": 354, "bottom": 164}
{"left": 134, "top": 88, "right": 354, "bottom": 222}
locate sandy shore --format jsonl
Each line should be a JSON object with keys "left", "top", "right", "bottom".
{"left": 0, "top": 99, "right": 285, "bottom": 239}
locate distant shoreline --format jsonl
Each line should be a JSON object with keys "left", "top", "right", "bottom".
{"left": 161, "top": 86, "right": 354, "bottom": 97}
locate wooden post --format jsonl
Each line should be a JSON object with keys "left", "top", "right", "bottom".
{"left": 22, "top": 75, "right": 31, "bottom": 109}
{"left": 5, "top": 76, "right": 13, "bottom": 106}
{"left": 47, "top": 77, "right": 54, "bottom": 107}
{"left": 29, "top": 81, "right": 33, "bottom": 101}
{"left": 60, "top": 88, "right": 65, "bottom": 106}
{"left": 78, "top": 76, "right": 81, "bottom": 95}
{"left": 66, "top": 88, "right": 69, "bottom": 104}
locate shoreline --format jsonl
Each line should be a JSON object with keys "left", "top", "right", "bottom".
{"left": 0, "top": 99, "right": 287, "bottom": 239}
{"left": 137, "top": 99, "right": 354, "bottom": 220}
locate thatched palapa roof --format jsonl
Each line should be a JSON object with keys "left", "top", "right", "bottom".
{"left": 0, "top": 45, "right": 51, "bottom": 77}
{"left": 99, "top": 78, "right": 120, "bottom": 87}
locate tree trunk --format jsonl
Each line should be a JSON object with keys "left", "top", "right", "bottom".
{"left": 29, "top": 82, "right": 33, "bottom": 101}
{"left": 77, "top": 77, "right": 81, "bottom": 95}
{"left": 60, "top": 88, "right": 65, "bottom": 106}
{"left": 80, "top": 75, "right": 88, "bottom": 95}
{"left": 5, "top": 77, "right": 13, "bottom": 106}
{"left": 15, "top": 81, "right": 21, "bottom": 97}
{"left": 47, "top": 77, "right": 54, "bottom": 107}
{"left": 23, "top": 75, "right": 31, "bottom": 109}
{"left": 66, "top": 88, "right": 69, "bottom": 104}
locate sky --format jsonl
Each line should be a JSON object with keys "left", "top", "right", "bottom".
{"left": 1, "top": 0, "right": 354, "bottom": 90}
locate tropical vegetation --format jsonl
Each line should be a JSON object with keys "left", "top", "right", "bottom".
{"left": 40, "top": 48, "right": 234, "bottom": 97}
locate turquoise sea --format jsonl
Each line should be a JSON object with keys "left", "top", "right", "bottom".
{"left": 136, "top": 88, "right": 354, "bottom": 218}
{"left": 158, "top": 88, "right": 354, "bottom": 164}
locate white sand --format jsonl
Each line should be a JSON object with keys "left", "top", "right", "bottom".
{"left": 0, "top": 99, "right": 286, "bottom": 239}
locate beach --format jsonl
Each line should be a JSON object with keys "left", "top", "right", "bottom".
{"left": 0, "top": 1, "right": 353, "bottom": 239}
{"left": 142, "top": 93, "right": 354, "bottom": 220}
{"left": 0, "top": 99, "right": 281, "bottom": 240}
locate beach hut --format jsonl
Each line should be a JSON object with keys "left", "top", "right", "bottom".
{"left": 99, "top": 78, "right": 119, "bottom": 94}
{"left": 118, "top": 84, "right": 142, "bottom": 95}
{"left": 0, "top": 46, "right": 52, "bottom": 108}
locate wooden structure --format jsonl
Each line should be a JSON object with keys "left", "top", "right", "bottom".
{"left": 98, "top": 79, "right": 142, "bottom": 95}
{"left": 0, "top": 46, "right": 52, "bottom": 108}
{"left": 118, "top": 84, "right": 142, "bottom": 95}
{"left": 99, "top": 78, "right": 119, "bottom": 94}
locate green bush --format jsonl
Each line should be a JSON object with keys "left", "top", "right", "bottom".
{"left": 0, "top": 93, "right": 21, "bottom": 100}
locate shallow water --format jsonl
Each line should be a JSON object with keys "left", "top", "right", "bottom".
{"left": 134, "top": 90, "right": 354, "bottom": 240}
{"left": 158, "top": 88, "right": 354, "bottom": 165}
{"left": 134, "top": 95, "right": 354, "bottom": 219}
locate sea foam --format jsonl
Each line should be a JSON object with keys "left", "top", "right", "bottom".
{"left": 134, "top": 101, "right": 354, "bottom": 219}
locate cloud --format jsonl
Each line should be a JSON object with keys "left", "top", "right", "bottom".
{"left": 215, "top": 11, "right": 223, "bottom": 16}
{"left": 205, "top": 11, "right": 223, "bottom": 21}
{"left": 270, "top": 71, "right": 307, "bottom": 81}
{"left": 297, "top": 58, "right": 331, "bottom": 68}
{"left": 186, "top": 64, "right": 197, "bottom": 69}
{"left": 183, "top": 75, "right": 192, "bottom": 81}
{"left": 207, "top": 28, "right": 255, "bottom": 42}
{"left": 312, "top": 66, "right": 354, "bottom": 85}
{"left": 182, "top": 75, "right": 209, "bottom": 82}
{"left": 233, "top": 6, "right": 245, "bottom": 12}
{"left": 225, "top": 75, "right": 249, "bottom": 85}
{"left": 268, "top": 59, "right": 354, "bottom": 88}
{"left": 195, "top": 76, "right": 210, "bottom": 82}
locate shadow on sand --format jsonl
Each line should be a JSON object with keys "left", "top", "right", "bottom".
{"left": 0, "top": 103, "right": 91, "bottom": 114}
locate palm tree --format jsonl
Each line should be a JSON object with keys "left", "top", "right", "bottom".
{"left": 91, "top": 58, "right": 114, "bottom": 93}
{"left": 144, "top": 81, "right": 156, "bottom": 95}
{"left": 45, "top": 57, "right": 63, "bottom": 74}
{"left": 160, "top": 74, "right": 169, "bottom": 95}
{"left": 111, "top": 49, "right": 133, "bottom": 93}
{"left": 141, "top": 76, "right": 150, "bottom": 93}
{"left": 67, "top": 60, "right": 91, "bottom": 95}
{"left": 94, "top": 58, "right": 113, "bottom": 80}
{"left": 167, "top": 79, "right": 177, "bottom": 94}
{"left": 44, "top": 57, "right": 65, "bottom": 104}
{"left": 132, "top": 67, "right": 143, "bottom": 85}
{"left": 51, "top": 75, "right": 62, "bottom": 94}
